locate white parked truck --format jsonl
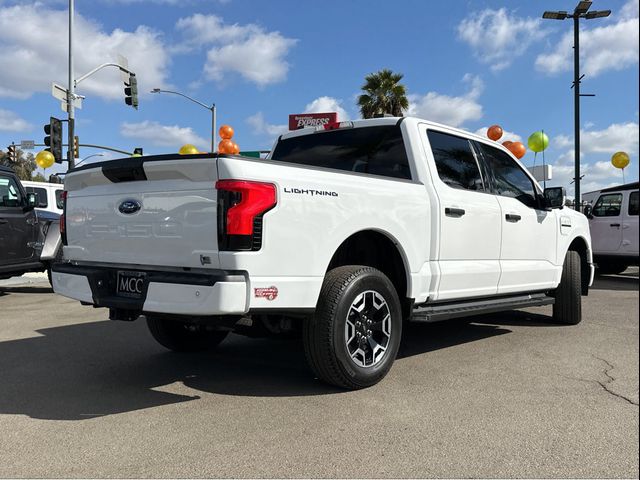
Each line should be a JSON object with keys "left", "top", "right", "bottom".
{"left": 52, "top": 117, "right": 594, "bottom": 389}
{"left": 582, "top": 182, "right": 639, "bottom": 274}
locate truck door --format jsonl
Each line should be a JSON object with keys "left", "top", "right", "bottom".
{"left": 0, "top": 174, "right": 38, "bottom": 266}
{"left": 422, "top": 128, "right": 502, "bottom": 300}
{"left": 590, "top": 192, "right": 624, "bottom": 253}
{"left": 475, "top": 142, "right": 558, "bottom": 294}
{"left": 622, "top": 190, "right": 639, "bottom": 256}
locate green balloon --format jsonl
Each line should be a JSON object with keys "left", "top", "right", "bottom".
{"left": 528, "top": 131, "right": 549, "bottom": 153}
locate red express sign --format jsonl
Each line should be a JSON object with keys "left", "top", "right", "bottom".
{"left": 288, "top": 112, "right": 338, "bottom": 130}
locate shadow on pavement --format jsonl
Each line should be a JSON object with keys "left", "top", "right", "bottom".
{"left": 0, "top": 285, "right": 53, "bottom": 295}
{"left": 0, "top": 314, "right": 513, "bottom": 420}
{"left": 591, "top": 271, "right": 639, "bottom": 292}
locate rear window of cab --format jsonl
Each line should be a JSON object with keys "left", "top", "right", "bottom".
{"left": 271, "top": 125, "right": 412, "bottom": 180}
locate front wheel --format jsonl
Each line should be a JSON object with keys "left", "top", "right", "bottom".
{"left": 146, "top": 316, "right": 228, "bottom": 352}
{"left": 304, "top": 266, "right": 402, "bottom": 389}
{"left": 553, "top": 251, "right": 582, "bottom": 325}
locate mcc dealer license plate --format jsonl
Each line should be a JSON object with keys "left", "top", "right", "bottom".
{"left": 116, "top": 271, "right": 147, "bottom": 299}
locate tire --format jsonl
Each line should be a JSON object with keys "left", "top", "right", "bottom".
{"left": 553, "top": 251, "right": 582, "bottom": 325}
{"left": 304, "top": 266, "right": 403, "bottom": 389}
{"left": 47, "top": 246, "right": 64, "bottom": 287}
{"left": 146, "top": 316, "right": 228, "bottom": 352}
{"left": 597, "top": 262, "right": 628, "bottom": 275}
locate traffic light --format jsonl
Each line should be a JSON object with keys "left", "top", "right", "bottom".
{"left": 44, "top": 117, "right": 63, "bottom": 163}
{"left": 73, "top": 136, "right": 80, "bottom": 159}
{"left": 7, "top": 144, "right": 17, "bottom": 162}
{"left": 124, "top": 73, "right": 138, "bottom": 109}
{"left": 133, "top": 147, "right": 143, "bottom": 156}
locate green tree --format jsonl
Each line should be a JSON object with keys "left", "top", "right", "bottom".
{"left": 0, "top": 148, "right": 37, "bottom": 180}
{"left": 357, "top": 69, "right": 409, "bottom": 119}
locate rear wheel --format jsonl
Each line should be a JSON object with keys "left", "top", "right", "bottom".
{"left": 146, "top": 316, "right": 228, "bottom": 352}
{"left": 553, "top": 251, "right": 582, "bottom": 325}
{"left": 304, "top": 266, "right": 402, "bottom": 389}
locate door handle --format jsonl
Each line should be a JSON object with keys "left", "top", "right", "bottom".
{"left": 610, "top": 223, "right": 621, "bottom": 227}
{"left": 445, "top": 207, "right": 465, "bottom": 217}
{"left": 0, "top": 218, "right": 7, "bottom": 224}
{"left": 505, "top": 213, "right": 522, "bottom": 222}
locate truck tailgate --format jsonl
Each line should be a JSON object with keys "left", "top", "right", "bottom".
{"left": 63, "top": 157, "right": 221, "bottom": 269}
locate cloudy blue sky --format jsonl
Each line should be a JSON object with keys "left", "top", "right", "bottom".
{"left": 0, "top": 0, "right": 638, "bottom": 194}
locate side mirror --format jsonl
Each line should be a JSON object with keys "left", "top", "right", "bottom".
{"left": 24, "top": 192, "right": 37, "bottom": 210}
{"left": 543, "top": 186, "right": 565, "bottom": 209}
{"left": 583, "top": 204, "right": 593, "bottom": 219}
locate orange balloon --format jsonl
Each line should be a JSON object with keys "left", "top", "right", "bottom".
{"left": 219, "top": 125, "right": 234, "bottom": 140}
{"left": 231, "top": 142, "right": 240, "bottom": 154}
{"left": 507, "top": 141, "right": 526, "bottom": 159}
{"left": 502, "top": 140, "right": 513, "bottom": 148}
{"left": 487, "top": 125, "right": 503, "bottom": 141}
{"left": 218, "top": 139, "right": 234, "bottom": 153}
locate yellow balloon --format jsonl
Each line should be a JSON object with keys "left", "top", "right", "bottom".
{"left": 611, "top": 151, "right": 630, "bottom": 169}
{"left": 178, "top": 144, "right": 199, "bottom": 155}
{"left": 35, "top": 150, "right": 55, "bottom": 169}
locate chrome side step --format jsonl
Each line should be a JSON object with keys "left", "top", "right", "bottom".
{"left": 411, "top": 293, "right": 554, "bottom": 323}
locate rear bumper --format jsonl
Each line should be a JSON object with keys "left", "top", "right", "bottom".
{"left": 52, "top": 263, "right": 248, "bottom": 315}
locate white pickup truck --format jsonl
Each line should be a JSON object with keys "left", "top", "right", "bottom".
{"left": 52, "top": 117, "right": 594, "bottom": 389}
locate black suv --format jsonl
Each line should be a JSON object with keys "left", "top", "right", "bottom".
{"left": 0, "top": 164, "right": 61, "bottom": 283}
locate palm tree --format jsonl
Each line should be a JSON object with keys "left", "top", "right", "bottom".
{"left": 357, "top": 69, "right": 409, "bottom": 119}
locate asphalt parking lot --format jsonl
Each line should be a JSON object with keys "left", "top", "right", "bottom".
{"left": 0, "top": 270, "right": 638, "bottom": 478}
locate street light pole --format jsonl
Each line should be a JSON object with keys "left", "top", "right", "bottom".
{"left": 542, "top": 1, "right": 611, "bottom": 212}
{"left": 67, "top": 0, "right": 75, "bottom": 169}
{"left": 573, "top": 14, "right": 581, "bottom": 211}
{"left": 150, "top": 88, "right": 216, "bottom": 153}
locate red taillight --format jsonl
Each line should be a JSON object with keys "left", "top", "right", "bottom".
{"left": 216, "top": 180, "right": 276, "bottom": 235}
{"left": 216, "top": 180, "right": 276, "bottom": 251}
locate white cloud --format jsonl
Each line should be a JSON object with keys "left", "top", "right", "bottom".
{"left": 176, "top": 14, "right": 296, "bottom": 87}
{"left": 0, "top": 109, "right": 31, "bottom": 132}
{"left": 554, "top": 122, "right": 639, "bottom": 155}
{"left": 474, "top": 127, "right": 521, "bottom": 143}
{"left": 304, "top": 96, "right": 350, "bottom": 121}
{"left": 535, "top": 1, "right": 639, "bottom": 77}
{"left": 120, "top": 121, "right": 208, "bottom": 150}
{"left": 407, "top": 74, "right": 483, "bottom": 127}
{"left": 550, "top": 161, "right": 628, "bottom": 194}
{"left": 0, "top": 3, "right": 170, "bottom": 100}
{"left": 549, "top": 121, "right": 639, "bottom": 192}
{"left": 246, "top": 112, "right": 288, "bottom": 137}
{"left": 458, "top": 8, "right": 547, "bottom": 71}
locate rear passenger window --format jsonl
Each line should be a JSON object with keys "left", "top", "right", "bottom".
{"left": 593, "top": 193, "right": 622, "bottom": 217}
{"left": 427, "top": 130, "right": 484, "bottom": 191}
{"left": 629, "top": 191, "right": 638, "bottom": 216}
{"left": 25, "top": 186, "right": 48, "bottom": 208}
{"left": 55, "top": 189, "right": 64, "bottom": 210}
{"left": 479, "top": 144, "right": 538, "bottom": 209}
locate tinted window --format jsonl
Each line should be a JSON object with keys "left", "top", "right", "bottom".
{"left": 427, "top": 130, "right": 484, "bottom": 191}
{"left": 629, "top": 191, "right": 638, "bottom": 216}
{"left": 593, "top": 193, "right": 622, "bottom": 217}
{"left": 271, "top": 125, "right": 411, "bottom": 180}
{"left": 25, "top": 186, "right": 48, "bottom": 208}
{"left": 0, "top": 175, "right": 23, "bottom": 207}
{"left": 479, "top": 144, "right": 538, "bottom": 209}
{"left": 55, "top": 189, "right": 64, "bottom": 210}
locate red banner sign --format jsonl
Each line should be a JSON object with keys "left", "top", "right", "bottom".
{"left": 288, "top": 112, "right": 338, "bottom": 130}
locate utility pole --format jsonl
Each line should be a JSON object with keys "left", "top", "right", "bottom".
{"left": 572, "top": 14, "right": 581, "bottom": 212}
{"left": 542, "top": 1, "right": 610, "bottom": 212}
{"left": 67, "top": 0, "right": 75, "bottom": 169}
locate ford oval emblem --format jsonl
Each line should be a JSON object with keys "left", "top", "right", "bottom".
{"left": 118, "top": 199, "right": 142, "bottom": 215}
